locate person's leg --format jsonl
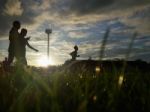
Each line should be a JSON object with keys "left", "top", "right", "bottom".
{"left": 24, "top": 57, "right": 27, "bottom": 66}
{"left": 21, "top": 56, "right": 27, "bottom": 66}
{"left": 16, "top": 56, "right": 22, "bottom": 64}
{"left": 7, "top": 52, "right": 14, "bottom": 65}
{"left": 23, "top": 51, "right": 27, "bottom": 66}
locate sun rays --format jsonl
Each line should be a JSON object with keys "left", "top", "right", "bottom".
{"left": 37, "top": 56, "right": 55, "bottom": 67}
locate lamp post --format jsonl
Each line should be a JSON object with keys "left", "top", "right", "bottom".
{"left": 45, "top": 28, "right": 52, "bottom": 60}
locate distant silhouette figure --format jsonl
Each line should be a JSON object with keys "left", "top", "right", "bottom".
{"left": 2, "top": 57, "right": 9, "bottom": 71}
{"left": 70, "top": 45, "right": 80, "bottom": 61}
{"left": 17, "top": 28, "right": 38, "bottom": 65}
{"left": 8, "top": 20, "right": 21, "bottom": 65}
{"left": 88, "top": 56, "right": 92, "bottom": 60}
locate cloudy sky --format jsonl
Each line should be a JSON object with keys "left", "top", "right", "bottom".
{"left": 0, "top": 0, "right": 150, "bottom": 66}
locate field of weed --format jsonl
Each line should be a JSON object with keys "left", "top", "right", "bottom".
{"left": 0, "top": 29, "right": 149, "bottom": 112}
{"left": 0, "top": 62, "right": 149, "bottom": 112}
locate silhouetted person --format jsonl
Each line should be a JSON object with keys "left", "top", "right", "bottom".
{"left": 17, "top": 28, "right": 38, "bottom": 65}
{"left": 8, "top": 20, "right": 21, "bottom": 65}
{"left": 88, "top": 56, "right": 92, "bottom": 60}
{"left": 70, "top": 45, "right": 80, "bottom": 61}
{"left": 2, "top": 57, "right": 9, "bottom": 71}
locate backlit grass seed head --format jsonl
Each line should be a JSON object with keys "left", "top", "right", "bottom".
{"left": 80, "top": 75, "right": 83, "bottom": 79}
{"left": 93, "top": 75, "right": 96, "bottom": 78}
{"left": 66, "top": 82, "right": 69, "bottom": 86}
{"left": 118, "top": 75, "right": 124, "bottom": 86}
{"left": 95, "top": 66, "right": 101, "bottom": 73}
{"left": 93, "top": 95, "right": 97, "bottom": 102}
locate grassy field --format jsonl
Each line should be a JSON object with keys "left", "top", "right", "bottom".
{"left": 0, "top": 30, "right": 149, "bottom": 112}
{"left": 0, "top": 61, "right": 150, "bottom": 112}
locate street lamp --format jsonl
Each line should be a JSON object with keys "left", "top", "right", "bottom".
{"left": 45, "top": 28, "right": 52, "bottom": 60}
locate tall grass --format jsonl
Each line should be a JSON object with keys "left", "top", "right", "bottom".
{"left": 99, "top": 28, "right": 110, "bottom": 60}
{"left": 0, "top": 30, "right": 149, "bottom": 112}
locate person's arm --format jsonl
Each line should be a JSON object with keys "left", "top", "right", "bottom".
{"left": 26, "top": 41, "right": 38, "bottom": 52}
{"left": 70, "top": 52, "right": 73, "bottom": 56}
{"left": 25, "top": 37, "right": 30, "bottom": 41}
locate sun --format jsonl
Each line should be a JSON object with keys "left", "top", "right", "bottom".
{"left": 37, "top": 56, "right": 55, "bottom": 67}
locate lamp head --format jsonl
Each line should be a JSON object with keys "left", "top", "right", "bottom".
{"left": 45, "top": 29, "right": 52, "bottom": 34}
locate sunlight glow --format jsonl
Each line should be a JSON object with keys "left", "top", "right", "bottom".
{"left": 95, "top": 66, "right": 101, "bottom": 73}
{"left": 37, "top": 56, "right": 55, "bottom": 67}
{"left": 118, "top": 75, "right": 124, "bottom": 86}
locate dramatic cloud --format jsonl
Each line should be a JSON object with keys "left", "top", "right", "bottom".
{"left": 0, "top": 0, "right": 150, "bottom": 36}
{"left": 69, "top": 0, "right": 114, "bottom": 14}
{"left": 67, "top": 0, "right": 150, "bottom": 15}
{"left": 3, "top": 0, "right": 23, "bottom": 16}
{"left": 0, "top": 0, "right": 150, "bottom": 65}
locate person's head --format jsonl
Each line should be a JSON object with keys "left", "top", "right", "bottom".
{"left": 74, "top": 45, "right": 78, "bottom": 51}
{"left": 20, "top": 28, "right": 27, "bottom": 37}
{"left": 13, "top": 20, "right": 21, "bottom": 29}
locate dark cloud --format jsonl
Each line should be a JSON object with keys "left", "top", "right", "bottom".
{"left": 0, "top": 0, "right": 10, "bottom": 35}
{"left": 0, "top": 0, "right": 150, "bottom": 38}
{"left": 69, "top": 0, "right": 114, "bottom": 14}
{"left": 0, "top": 0, "right": 42, "bottom": 37}
{"left": 130, "top": 6, "right": 150, "bottom": 19}
{"left": 68, "top": 0, "right": 150, "bottom": 15}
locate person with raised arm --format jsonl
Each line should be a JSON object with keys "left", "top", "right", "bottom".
{"left": 17, "top": 28, "right": 38, "bottom": 65}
